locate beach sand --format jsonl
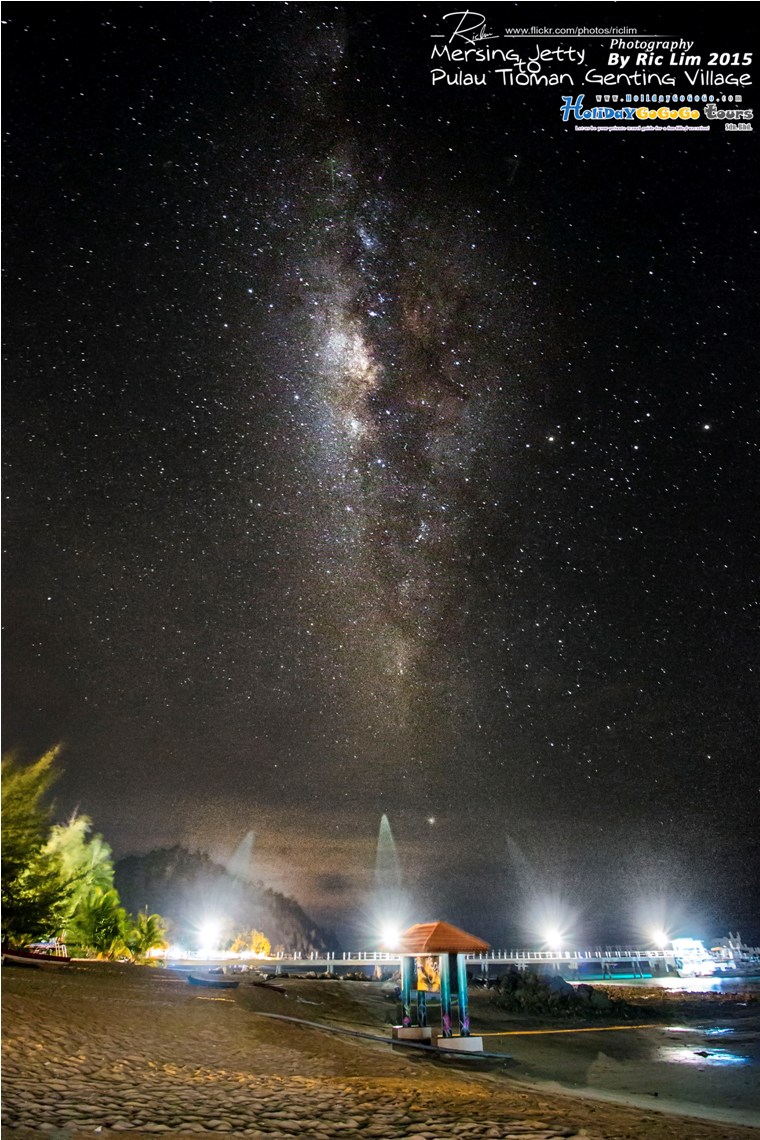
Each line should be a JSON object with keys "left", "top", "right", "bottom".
{"left": 2, "top": 963, "right": 757, "bottom": 1139}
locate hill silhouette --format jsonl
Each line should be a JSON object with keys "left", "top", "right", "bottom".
{"left": 115, "top": 846, "right": 332, "bottom": 953}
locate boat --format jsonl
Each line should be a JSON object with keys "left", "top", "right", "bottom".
{"left": 670, "top": 938, "right": 716, "bottom": 978}
{"left": 710, "top": 932, "right": 760, "bottom": 972}
{"left": 187, "top": 973, "right": 240, "bottom": 989}
{"left": 2, "top": 944, "right": 71, "bottom": 969}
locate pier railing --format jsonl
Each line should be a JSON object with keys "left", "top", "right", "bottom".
{"left": 270, "top": 948, "right": 671, "bottom": 965}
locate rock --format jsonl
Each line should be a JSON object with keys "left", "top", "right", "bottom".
{"left": 545, "top": 975, "right": 574, "bottom": 997}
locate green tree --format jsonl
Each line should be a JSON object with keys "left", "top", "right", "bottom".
{"left": 229, "top": 928, "right": 271, "bottom": 956}
{"left": 66, "top": 886, "right": 131, "bottom": 959}
{"left": 2, "top": 749, "right": 169, "bottom": 960}
{"left": 128, "top": 910, "right": 169, "bottom": 959}
{"left": 44, "top": 814, "right": 128, "bottom": 956}
{"left": 44, "top": 813, "right": 116, "bottom": 917}
{"left": 1, "top": 747, "right": 69, "bottom": 944}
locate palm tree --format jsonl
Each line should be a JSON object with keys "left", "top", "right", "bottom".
{"left": 128, "top": 910, "right": 168, "bottom": 959}
{"left": 66, "top": 887, "right": 131, "bottom": 959}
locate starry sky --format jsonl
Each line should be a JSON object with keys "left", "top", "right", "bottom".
{"left": 3, "top": 4, "right": 759, "bottom": 946}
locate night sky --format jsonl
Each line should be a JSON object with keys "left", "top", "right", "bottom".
{"left": 3, "top": 3, "right": 759, "bottom": 947}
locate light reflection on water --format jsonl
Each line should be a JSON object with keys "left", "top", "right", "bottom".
{"left": 656, "top": 1021, "right": 758, "bottom": 1073}
{"left": 656, "top": 1045, "right": 750, "bottom": 1067}
{"left": 606, "top": 975, "right": 760, "bottom": 995}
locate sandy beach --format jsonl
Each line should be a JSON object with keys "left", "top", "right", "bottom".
{"left": 2, "top": 963, "right": 758, "bottom": 1139}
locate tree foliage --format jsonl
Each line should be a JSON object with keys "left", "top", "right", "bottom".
{"left": 128, "top": 910, "right": 169, "bottom": 958}
{"left": 2, "top": 747, "right": 60, "bottom": 881}
{"left": 44, "top": 813, "right": 116, "bottom": 918}
{"left": 2, "top": 748, "right": 169, "bottom": 959}
{"left": 229, "top": 928, "right": 271, "bottom": 956}
{"left": 1, "top": 748, "right": 69, "bottom": 943}
{"left": 65, "top": 887, "right": 131, "bottom": 959}
{"left": 43, "top": 813, "right": 131, "bottom": 955}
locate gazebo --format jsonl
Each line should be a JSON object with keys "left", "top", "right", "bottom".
{"left": 394, "top": 920, "right": 489, "bottom": 1052}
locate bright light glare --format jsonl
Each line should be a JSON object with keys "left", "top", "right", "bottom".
{"left": 198, "top": 919, "right": 221, "bottom": 953}
{"left": 523, "top": 892, "right": 577, "bottom": 950}
{"left": 543, "top": 925, "right": 566, "bottom": 950}
{"left": 379, "top": 922, "right": 402, "bottom": 951}
{"left": 632, "top": 894, "right": 694, "bottom": 950}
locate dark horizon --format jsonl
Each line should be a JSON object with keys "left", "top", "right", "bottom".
{"left": 3, "top": 4, "right": 759, "bottom": 948}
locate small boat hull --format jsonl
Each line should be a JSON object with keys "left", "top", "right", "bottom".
{"left": 187, "top": 974, "right": 239, "bottom": 989}
{"left": 2, "top": 949, "right": 71, "bottom": 969}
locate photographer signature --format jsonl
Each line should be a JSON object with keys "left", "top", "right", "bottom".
{"left": 441, "top": 11, "right": 498, "bottom": 46}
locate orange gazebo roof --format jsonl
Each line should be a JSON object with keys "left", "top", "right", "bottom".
{"left": 398, "top": 921, "right": 490, "bottom": 954}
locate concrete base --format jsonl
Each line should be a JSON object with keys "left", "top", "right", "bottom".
{"left": 436, "top": 1036, "right": 484, "bottom": 1053}
{"left": 392, "top": 1026, "right": 433, "bottom": 1042}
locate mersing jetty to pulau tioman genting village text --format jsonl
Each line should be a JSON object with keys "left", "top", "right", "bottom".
{"left": 431, "top": 40, "right": 752, "bottom": 88}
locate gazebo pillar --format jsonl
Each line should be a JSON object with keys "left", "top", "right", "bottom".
{"left": 416, "top": 987, "right": 427, "bottom": 1028}
{"left": 400, "top": 954, "right": 414, "bottom": 1027}
{"left": 439, "top": 952, "right": 453, "bottom": 1037}
{"left": 456, "top": 953, "right": 470, "bottom": 1036}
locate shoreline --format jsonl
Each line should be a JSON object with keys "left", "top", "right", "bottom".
{"left": 3, "top": 963, "right": 758, "bottom": 1138}
{"left": 246, "top": 1005, "right": 760, "bottom": 1131}
{"left": 506, "top": 1076, "right": 760, "bottom": 1132}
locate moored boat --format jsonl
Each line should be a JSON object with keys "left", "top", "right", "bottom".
{"left": 2, "top": 945, "right": 71, "bottom": 969}
{"left": 187, "top": 973, "right": 240, "bottom": 989}
{"left": 670, "top": 938, "right": 716, "bottom": 977}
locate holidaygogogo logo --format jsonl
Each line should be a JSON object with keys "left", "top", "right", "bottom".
{"left": 560, "top": 95, "right": 701, "bottom": 123}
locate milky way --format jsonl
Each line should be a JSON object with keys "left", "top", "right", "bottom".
{"left": 3, "top": 5, "right": 758, "bottom": 943}
{"left": 286, "top": 152, "right": 491, "bottom": 740}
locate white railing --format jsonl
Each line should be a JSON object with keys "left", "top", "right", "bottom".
{"left": 269, "top": 947, "right": 672, "bottom": 964}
